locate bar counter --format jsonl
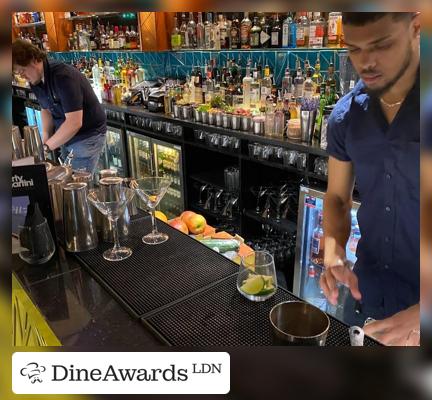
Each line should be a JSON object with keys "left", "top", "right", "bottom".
{"left": 12, "top": 216, "right": 380, "bottom": 347}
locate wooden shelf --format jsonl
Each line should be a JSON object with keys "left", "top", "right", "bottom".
{"left": 15, "top": 21, "right": 46, "bottom": 28}
{"left": 64, "top": 12, "right": 124, "bottom": 21}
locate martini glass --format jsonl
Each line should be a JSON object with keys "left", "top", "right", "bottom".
{"left": 134, "top": 177, "right": 172, "bottom": 245}
{"left": 88, "top": 187, "right": 135, "bottom": 261}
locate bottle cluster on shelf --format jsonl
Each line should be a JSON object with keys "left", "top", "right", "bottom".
{"left": 171, "top": 12, "right": 344, "bottom": 51}
{"left": 67, "top": 23, "right": 140, "bottom": 51}
{"left": 164, "top": 54, "right": 345, "bottom": 146}
{"left": 13, "top": 12, "right": 45, "bottom": 25}
{"left": 16, "top": 31, "right": 50, "bottom": 51}
{"left": 68, "top": 56, "right": 145, "bottom": 102}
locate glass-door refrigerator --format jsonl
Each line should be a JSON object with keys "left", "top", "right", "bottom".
{"left": 126, "top": 130, "right": 154, "bottom": 210}
{"left": 106, "top": 125, "right": 127, "bottom": 177}
{"left": 153, "top": 138, "right": 185, "bottom": 220}
{"left": 293, "top": 186, "right": 361, "bottom": 323}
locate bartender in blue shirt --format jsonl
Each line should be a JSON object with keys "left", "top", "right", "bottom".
{"left": 12, "top": 39, "right": 106, "bottom": 173}
{"left": 320, "top": 12, "right": 420, "bottom": 345}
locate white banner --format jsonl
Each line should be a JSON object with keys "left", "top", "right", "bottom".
{"left": 12, "top": 352, "right": 230, "bottom": 394}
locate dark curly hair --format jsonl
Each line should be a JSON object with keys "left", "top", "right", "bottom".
{"left": 12, "top": 39, "right": 46, "bottom": 66}
{"left": 342, "top": 12, "right": 417, "bottom": 26}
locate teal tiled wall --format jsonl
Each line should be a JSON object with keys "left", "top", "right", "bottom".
{"left": 49, "top": 49, "right": 348, "bottom": 87}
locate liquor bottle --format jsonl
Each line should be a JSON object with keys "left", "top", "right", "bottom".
{"left": 118, "top": 26, "right": 126, "bottom": 49}
{"left": 260, "top": 64, "right": 272, "bottom": 108}
{"left": 204, "top": 13, "right": 213, "bottom": 49}
{"left": 113, "top": 26, "right": 120, "bottom": 49}
{"left": 189, "top": 69, "right": 196, "bottom": 103}
{"left": 310, "top": 213, "right": 324, "bottom": 266}
{"left": 305, "top": 264, "right": 327, "bottom": 310}
{"left": 296, "top": 12, "right": 310, "bottom": 48}
{"left": 218, "top": 14, "right": 228, "bottom": 49}
{"left": 314, "top": 82, "right": 327, "bottom": 141}
{"left": 265, "top": 96, "right": 275, "bottom": 136}
{"left": 250, "top": 73, "right": 261, "bottom": 110}
{"left": 129, "top": 26, "right": 139, "bottom": 50}
{"left": 327, "top": 12, "right": 342, "bottom": 48}
{"left": 187, "top": 12, "right": 197, "bottom": 48}
{"left": 212, "top": 15, "right": 221, "bottom": 50}
{"left": 312, "top": 56, "right": 323, "bottom": 91}
{"left": 42, "top": 34, "right": 50, "bottom": 51}
{"left": 242, "top": 61, "right": 253, "bottom": 109}
{"left": 282, "top": 13, "right": 291, "bottom": 48}
{"left": 195, "top": 66, "right": 204, "bottom": 104}
{"left": 309, "top": 12, "right": 325, "bottom": 48}
{"left": 326, "top": 61, "right": 336, "bottom": 101}
{"left": 240, "top": 12, "right": 252, "bottom": 49}
{"left": 233, "top": 80, "right": 243, "bottom": 107}
{"left": 303, "top": 68, "right": 315, "bottom": 99}
{"left": 180, "top": 13, "right": 188, "bottom": 48}
{"left": 229, "top": 13, "right": 240, "bottom": 49}
{"left": 260, "top": 15, "right": 271, "bottom": 48}
{"left": 294, "top": 60, "right": 304, "bottom": 99}
{"left": 124, "top": 26, "right": 130, "bottom": 49}
{"left": 250, "top": 16, "right": 261, "bottom": 48}
{"left": 271, "top": 14, "right": 282, "bottom": 48}
{"left": 281, "top": 68, "right": 293, "bottom": 99}
{"left": 273, "top": 93, "right": 285, "bottom": 138}
{"left": 171, "top": 15, "right": 181, "bottom": 50}
{"left": 196, "top": 12, "right": 205, "bottom": 49}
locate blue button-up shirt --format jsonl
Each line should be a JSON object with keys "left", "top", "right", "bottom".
{"left": 327, "top": 72, "right": 420, "bottom": 318}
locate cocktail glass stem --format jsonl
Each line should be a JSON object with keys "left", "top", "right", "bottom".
{"left": 111, "top": 216, "right": 121, "bottom": 252}
{"left": 150, "top": 208, "right": 158, "bottom": 235}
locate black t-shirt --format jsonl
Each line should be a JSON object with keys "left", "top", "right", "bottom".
{"left": 31, "top": 59, "right": 106, "bottom": 145}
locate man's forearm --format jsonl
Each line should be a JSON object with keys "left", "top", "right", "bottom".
{"left": 45, "top": 120, "right": 81, "bottom": 150}
{"left": 41, "top": 109, "right": 54, "bottom": 143}
{"left": 323, "top": 193, "right": 352, "bottom": 255}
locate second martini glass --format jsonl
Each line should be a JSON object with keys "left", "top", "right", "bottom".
{"left": 134, "top": 177, "right": 172, "bottom": 245}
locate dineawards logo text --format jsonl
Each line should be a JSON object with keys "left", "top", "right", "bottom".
{"left": 12, "top": 352, "right": 230, "bottom": 395}
{"left": 52, "top": 362, "right": 188, "bottom": 382}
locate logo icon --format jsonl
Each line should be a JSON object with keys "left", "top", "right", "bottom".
{"left": 12, "top": 175, "right": 34, "bottom": 189}
{"left": 20, "top": 362, "right": 46, "bottom": 383}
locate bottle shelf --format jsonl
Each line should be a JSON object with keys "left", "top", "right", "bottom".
{"left": 170, "top": 48, "right": 347, "bottom": 53}
{"left": 15, "top": 21, "right": 46, "bottom": 28}
{"left": 64, "top": 12, "right": 124, "bottom": 21}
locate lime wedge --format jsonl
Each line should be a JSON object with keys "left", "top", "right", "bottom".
{"left": 258, "top": 284, "right": 276, "bottom": 296}
{"left": 240, "top": 275, "right": 265, "bottom": 295}
{"left": 262, "top": 275, "right": 274, "bottom": 287}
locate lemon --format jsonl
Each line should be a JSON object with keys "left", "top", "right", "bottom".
{"left": 240, "top": 275, "right": 265, "bottom": 295}
{"left": 155, "top": 211, "right": 168, "bottom": 222}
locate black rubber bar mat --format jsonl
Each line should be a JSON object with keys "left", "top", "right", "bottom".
{"left": 143, "top": 274, "right": 381, "bottom": 346}
{"left": 74, "top": 216, "right": 239, "bottom": 318}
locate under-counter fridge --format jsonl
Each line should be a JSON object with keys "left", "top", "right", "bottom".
{"left": 126, "top": 130, "right": 184, "bottom": 219}
{"left": 95, "top": 125, "right": 128, "bottom": 179}
{"left": 293, "top": 186, "right": 361, "bottom": 323}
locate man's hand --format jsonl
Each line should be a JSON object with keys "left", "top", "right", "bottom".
{"left": 320, "top": 243, "right": 362, "bottom": 305}
{"left": 363, "top": 304, "right": 420, "bottom": 346}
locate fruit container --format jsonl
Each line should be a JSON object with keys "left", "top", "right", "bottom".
{"left": 253, "top": 116, "right": 265, "bottom": 135}
{"left": 208, "top": 112, "right": 216, "bottom": 125}
{"left": 173, "top": 104, "right": 181, "bottom": 119}
{"left": 201, "top": 110, "right": 209, "bottom": 124}
{"left": 231, "top": 114, "right": 241, "bottom": 130}
{"left": 222, "top": 113, "right": 231, "bottom": 129}
{"left": 181, "top": 105, "right": 192, "bottom": 120}
{"left": 215, "top": 111, "right": 223, "bottom": 127}
{"left": 193, "top": 108, "right": 201, "bottom": 122}
{"left": 241, "top": 116, "right": 252, "bottom": 132}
